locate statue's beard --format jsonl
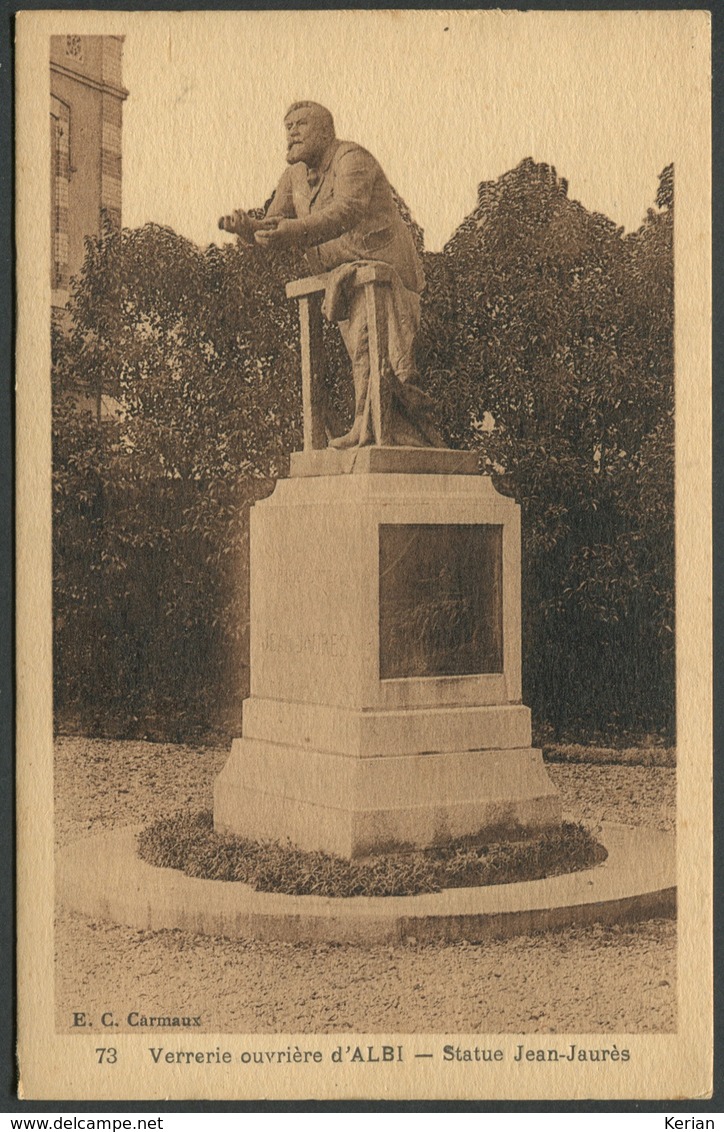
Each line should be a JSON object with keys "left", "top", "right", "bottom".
{"left": 286, "top": 142, "right": 310, "bottom": 164}
{"left": 286, "top": 138, "right": 326, "bottom": 167}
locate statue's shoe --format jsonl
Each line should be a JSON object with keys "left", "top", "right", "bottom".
{"left": 328, "top": 423, "right": 362, "bottom": 449}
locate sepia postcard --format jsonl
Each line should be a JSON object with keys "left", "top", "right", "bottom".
{"left": 15, "top": 9, "right": 712, "bottom": 1102}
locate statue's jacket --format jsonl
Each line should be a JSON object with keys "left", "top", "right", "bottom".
{"left": 265, "top": 139, "right": 425, "bottom": 295}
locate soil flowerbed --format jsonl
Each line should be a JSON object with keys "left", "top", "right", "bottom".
{"left": 137, "top": 810, "right": 607, "bottom": 897}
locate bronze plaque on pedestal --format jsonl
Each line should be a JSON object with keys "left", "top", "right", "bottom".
{"left": 379, "top": 523, "right": 503, "bottom": 679}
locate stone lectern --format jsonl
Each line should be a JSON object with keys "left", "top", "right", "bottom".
{"left": 214, "top": 267, "right": 561, "bottom": 857}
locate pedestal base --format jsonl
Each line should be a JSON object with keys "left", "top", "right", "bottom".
{"left": 214, "top": 733, "right": 561, "bottom": 859}
{"left": 214, "top": 465, "right": 561, "bottom": 858}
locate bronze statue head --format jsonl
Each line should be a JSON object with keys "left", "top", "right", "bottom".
{"left": 284, "top": 101, "right": 336, "bottom": 167}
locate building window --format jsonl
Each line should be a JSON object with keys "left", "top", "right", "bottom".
{"left": 65, "top": 35, "right": 83, "bottom": 61}
{"left": 50, "top": 98, "right": 70, "bottom": 291}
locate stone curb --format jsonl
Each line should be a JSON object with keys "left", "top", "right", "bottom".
{"left": 57, "top": 823, "right": 676, "bottom": 945}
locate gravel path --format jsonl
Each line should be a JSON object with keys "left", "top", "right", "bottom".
{"left": 54, "top": 737, "right": 676, "bottom": 1034}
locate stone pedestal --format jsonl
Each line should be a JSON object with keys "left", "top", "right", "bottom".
{"left": 214, "top": 449, "right": 561, "bottom": 857}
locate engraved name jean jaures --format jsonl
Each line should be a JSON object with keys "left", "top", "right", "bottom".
{"left": 219, "top": 101, "right": 441, "bottom": 448}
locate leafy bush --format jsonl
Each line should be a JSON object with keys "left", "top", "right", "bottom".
{"left": 138, "top": 810, "right": 607, "bottom": 897}
{"left": 421, "top": 160, "right": 674, "bottom": 738}
{"left": 52, "top": 227, "right": 306, "bottom": 737}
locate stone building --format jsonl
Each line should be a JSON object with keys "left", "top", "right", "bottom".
{"left": 50, "top": 34, "right": 128, "bottom": 312}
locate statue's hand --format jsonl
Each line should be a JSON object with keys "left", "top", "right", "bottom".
{"left": 254, "top": 218, "right": 300, "bottom": 250}
{"left": 217, "top": 209, "right": 256, "bottom": 243}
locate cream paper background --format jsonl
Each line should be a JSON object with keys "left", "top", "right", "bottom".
{"left": 16, "top": 8, "right": 712, "bottom": 1101}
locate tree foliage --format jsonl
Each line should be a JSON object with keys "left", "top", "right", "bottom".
{"left": 53, "top": 227, "right": 305, "bottom": 736}
{"left": 53, "top": 163, "right": 674, "bottom": 741}
{"left": 420, "top": 159, "right": 674, "bottom": 736}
